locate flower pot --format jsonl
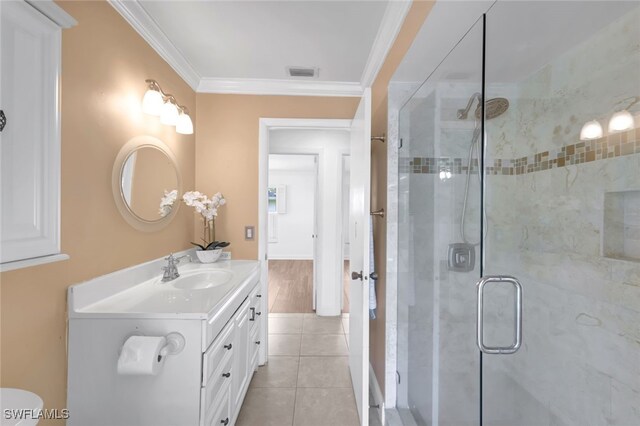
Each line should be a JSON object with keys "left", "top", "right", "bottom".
{"left": 195, "top": 248, "right": 222, "bottom": 263}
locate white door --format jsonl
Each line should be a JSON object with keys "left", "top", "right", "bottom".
{"left": 312, "top": 155, "right": 320, "bottom": 310}
{"left": 348, "top": 88, "right": 371, "bottom": 425}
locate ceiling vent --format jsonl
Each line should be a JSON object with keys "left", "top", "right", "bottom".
{"left": 286, "top": 66, "right": 318, "bottom": 79}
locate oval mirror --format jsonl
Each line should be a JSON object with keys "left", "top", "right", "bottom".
{"left": 112, "top": 136, "right": 181, "bottom": 232}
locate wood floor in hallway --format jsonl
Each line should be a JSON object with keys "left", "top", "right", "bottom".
{"left": 268, "top": 260, "right": 350, "bottom": 314}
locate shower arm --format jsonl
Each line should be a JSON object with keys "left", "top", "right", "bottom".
{"left": 457, "top": 92, "right": 482, "bottom": 120}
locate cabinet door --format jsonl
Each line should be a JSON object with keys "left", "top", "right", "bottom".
{"left": 231, "top": 300, "right": 250, "bottom": 417}
{"left": 0, "top": 1, "right": 62, "bottom": 263}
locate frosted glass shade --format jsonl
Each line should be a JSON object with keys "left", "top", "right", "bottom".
{"left": 176, "top": 112, "right": 194, "bottom": 135}
{"left": 580, "top": 120, "right": 603, "bottom": 140}
{"left": 160, "top": 101, "right": 179, "bottom": 126}
{"left": 608, "top": 110, "right": 634, "bottom": 133}
{"left": 141, "top": 89, "right": 163, "bottom": 116}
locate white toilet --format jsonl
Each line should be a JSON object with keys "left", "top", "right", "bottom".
{"left": 0, "top": 389, "right": 43, "bottom": 426}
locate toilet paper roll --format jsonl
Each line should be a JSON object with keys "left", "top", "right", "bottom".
{"left": 117, "top": 335, "right": 167, "bottom": 375}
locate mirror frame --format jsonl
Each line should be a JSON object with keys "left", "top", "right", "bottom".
{"left": 111, "top": 135, "right": 182, "bottom": 232}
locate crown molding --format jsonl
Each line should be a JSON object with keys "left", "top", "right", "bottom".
{"left": 198, "top": 78, "right": 363, "bottom": 97}
{"left": 108, "top": 0, "right": 200, "bottom": 90}
{"left": 109, "top": 0, "right": 408, "bottom": 96}
{"left": 27, "top": 0, "right": 77, "bottom": 28}
{"left": 360, "top": 0, "right": 412, "bottom": 88}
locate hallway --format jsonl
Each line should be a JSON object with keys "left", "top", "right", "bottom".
{"left": 268, "top": 260, "right": 351, "bottom": 314}
{"left": 236, "top": 313, "right": 358, "bottom": 425}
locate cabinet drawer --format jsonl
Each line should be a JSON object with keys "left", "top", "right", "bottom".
{"left": 248, "top": 284, "right": 262, "bottom": 335}
{"left": 202, "top": 353, "right": 233, "bottom": 420}
{"left": 203, "top": 321, "right": 235, "bottom": 386}
{"left": 204, "top": 379, "right": 230, "bottom": 426}
{"left": 249, "top": 323, "right": 260, "bottom": 372}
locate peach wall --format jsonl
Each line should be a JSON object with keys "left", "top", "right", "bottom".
{"left": 194, "top": 94, "right": 359, "bottom": 259}
{"left": 369, "top": 0, "right": 435, "bottom": 393}
{"left": 0, "top": 1, "right": 195, "bottom": 423}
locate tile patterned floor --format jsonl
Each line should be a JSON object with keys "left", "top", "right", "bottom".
{"left": 237, "top": 313, "right": 361, "bottom": 426}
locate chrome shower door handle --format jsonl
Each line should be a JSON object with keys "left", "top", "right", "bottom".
{"left": 476, "top": 275, "right": 522, "bottom": 355}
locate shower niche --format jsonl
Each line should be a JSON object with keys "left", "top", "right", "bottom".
{"left": 603, "top": 190, "right": 640, "bottom": 262}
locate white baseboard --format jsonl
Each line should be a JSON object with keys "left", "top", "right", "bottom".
{"left": 370, "top": 363, "right": 385, "bottom": 425}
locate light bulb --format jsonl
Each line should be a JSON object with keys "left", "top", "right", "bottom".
{"left": 608, "top": 110, "right": 634, "bottom": 133}
{"left": 141, "top": 89, "right": 163, "bottom": 116}
{"left": 160, "top": 101, "right": 179, "bottom": 126}
{"left": 176, "top": 112, "right": 194, "bottom": 135}
{"left": 580, "top": 120, "right": 603, "bottom": 140}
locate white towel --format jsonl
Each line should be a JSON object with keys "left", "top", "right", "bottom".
{"left": 369, "top": 219, "right": 377, "bottom": 319}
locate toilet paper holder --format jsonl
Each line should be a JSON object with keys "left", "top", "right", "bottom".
{"left": 120, "top": 332, "right": 186, "bottom": 362}
{"left": 158, "top": 332, "right": 186, "bottom": 361}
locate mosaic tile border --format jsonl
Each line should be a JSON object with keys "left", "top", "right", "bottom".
{"left": 400, "top": 127, "right": 640, "bottom": 176}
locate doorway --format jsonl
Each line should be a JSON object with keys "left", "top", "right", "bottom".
{"left": 256, "top": 98, "right": 372, "bottom": 426}
{"left": 267, "top": 154, "right": 318, "bottom": 313}
{"left": 263, "top": 125, "right": 351, "bottom": 316}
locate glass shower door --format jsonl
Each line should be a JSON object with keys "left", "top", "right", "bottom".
{"left": 396, "top": 18, "right": 484, "bottom": 426}
{"left": 482, "top": 2, "right": 640, "bottom": 425}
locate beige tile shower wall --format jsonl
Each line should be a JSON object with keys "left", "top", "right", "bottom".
{"left": 0, "top": 1, "right": 196, "bottom": 423}
{"left": 483, "top": 7, "right": 640, "bottom": 424}
{"left": 487, "top": 7, "right": 640, "bottom": 160}
{"left": 485, "top": 156, "right": 640, "bottom": 424}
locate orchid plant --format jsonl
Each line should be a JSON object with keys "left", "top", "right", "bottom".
{"left": 182, "top": 191, "right": 229, "bottom": 251}
{"left": 158, "top": 189, "right": 178, "bottom": 218}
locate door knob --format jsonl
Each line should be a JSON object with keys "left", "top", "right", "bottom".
{"left": 351, "top": 271, "right": 363, "bottom": 281}
{"left": 369, "top": 272, "right": 379, "bottom": 280}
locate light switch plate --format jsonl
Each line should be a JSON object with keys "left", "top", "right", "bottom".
{"left": 245, "top": 226, "right": 255, "bottom": 241}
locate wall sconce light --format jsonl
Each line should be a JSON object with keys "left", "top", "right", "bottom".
{"left": 580, "top": 97, "right": 638, "bottom": 141}
{"left": 176, "top": 108, "right": 194, "bottom": 135}
{"left": 142, "top": 79, "right": 193, "bottom": 135}
{"left": 608, "top": 110, "right": 634, "bottom": 133}
{"left": 160, "top": 97, "right": 179, "bottom": 126}
{"left": 580, "top": 120, "right": 603, "bottom": 140}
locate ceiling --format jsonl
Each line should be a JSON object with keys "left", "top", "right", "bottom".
{"left": 393, "top": 1, "right": 638, "bottom": 87}
{"left": 110, "top": 0, "right": 410, "bottom": 95}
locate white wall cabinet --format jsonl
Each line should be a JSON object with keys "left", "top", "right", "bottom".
{"left": 0, "top": 0, "right": 75, "bottom": 270}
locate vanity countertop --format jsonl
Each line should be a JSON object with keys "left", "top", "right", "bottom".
{"left": 68, "top": 257, "right": 260, "bottom": 320}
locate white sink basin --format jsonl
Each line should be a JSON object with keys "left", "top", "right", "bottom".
{"left": 0, "top": 388, "right": 43, "bottom": 426}
{"left": 170, "top": 270, "right": 233, "bottom": 290}
{"left": 71, "top": 260, "right": 260, "bottom": 317}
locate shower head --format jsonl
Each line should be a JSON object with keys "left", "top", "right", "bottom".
{"left": 456, "top": 93, "right": 509, "bottom": 120}
{"left": 483, "top": 97, "right": 510, "bottom": 120}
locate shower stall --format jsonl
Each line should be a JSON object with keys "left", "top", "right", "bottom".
{"left": 395, "top": 2, "right": 640, "bottom": 425}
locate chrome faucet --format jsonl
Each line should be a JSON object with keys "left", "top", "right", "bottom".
{"left": 161, "top": 253, "right": 191, "bottom": 282}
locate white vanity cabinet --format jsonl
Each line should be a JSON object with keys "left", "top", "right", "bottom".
{"left": 0, "top": 0, "right": 75, "bottom": 271}
{"left": 67, "top": 259, "right": 265, "bottom": 426}
{"left": 202, "top": 285, "right": 263, "bottom": 426}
